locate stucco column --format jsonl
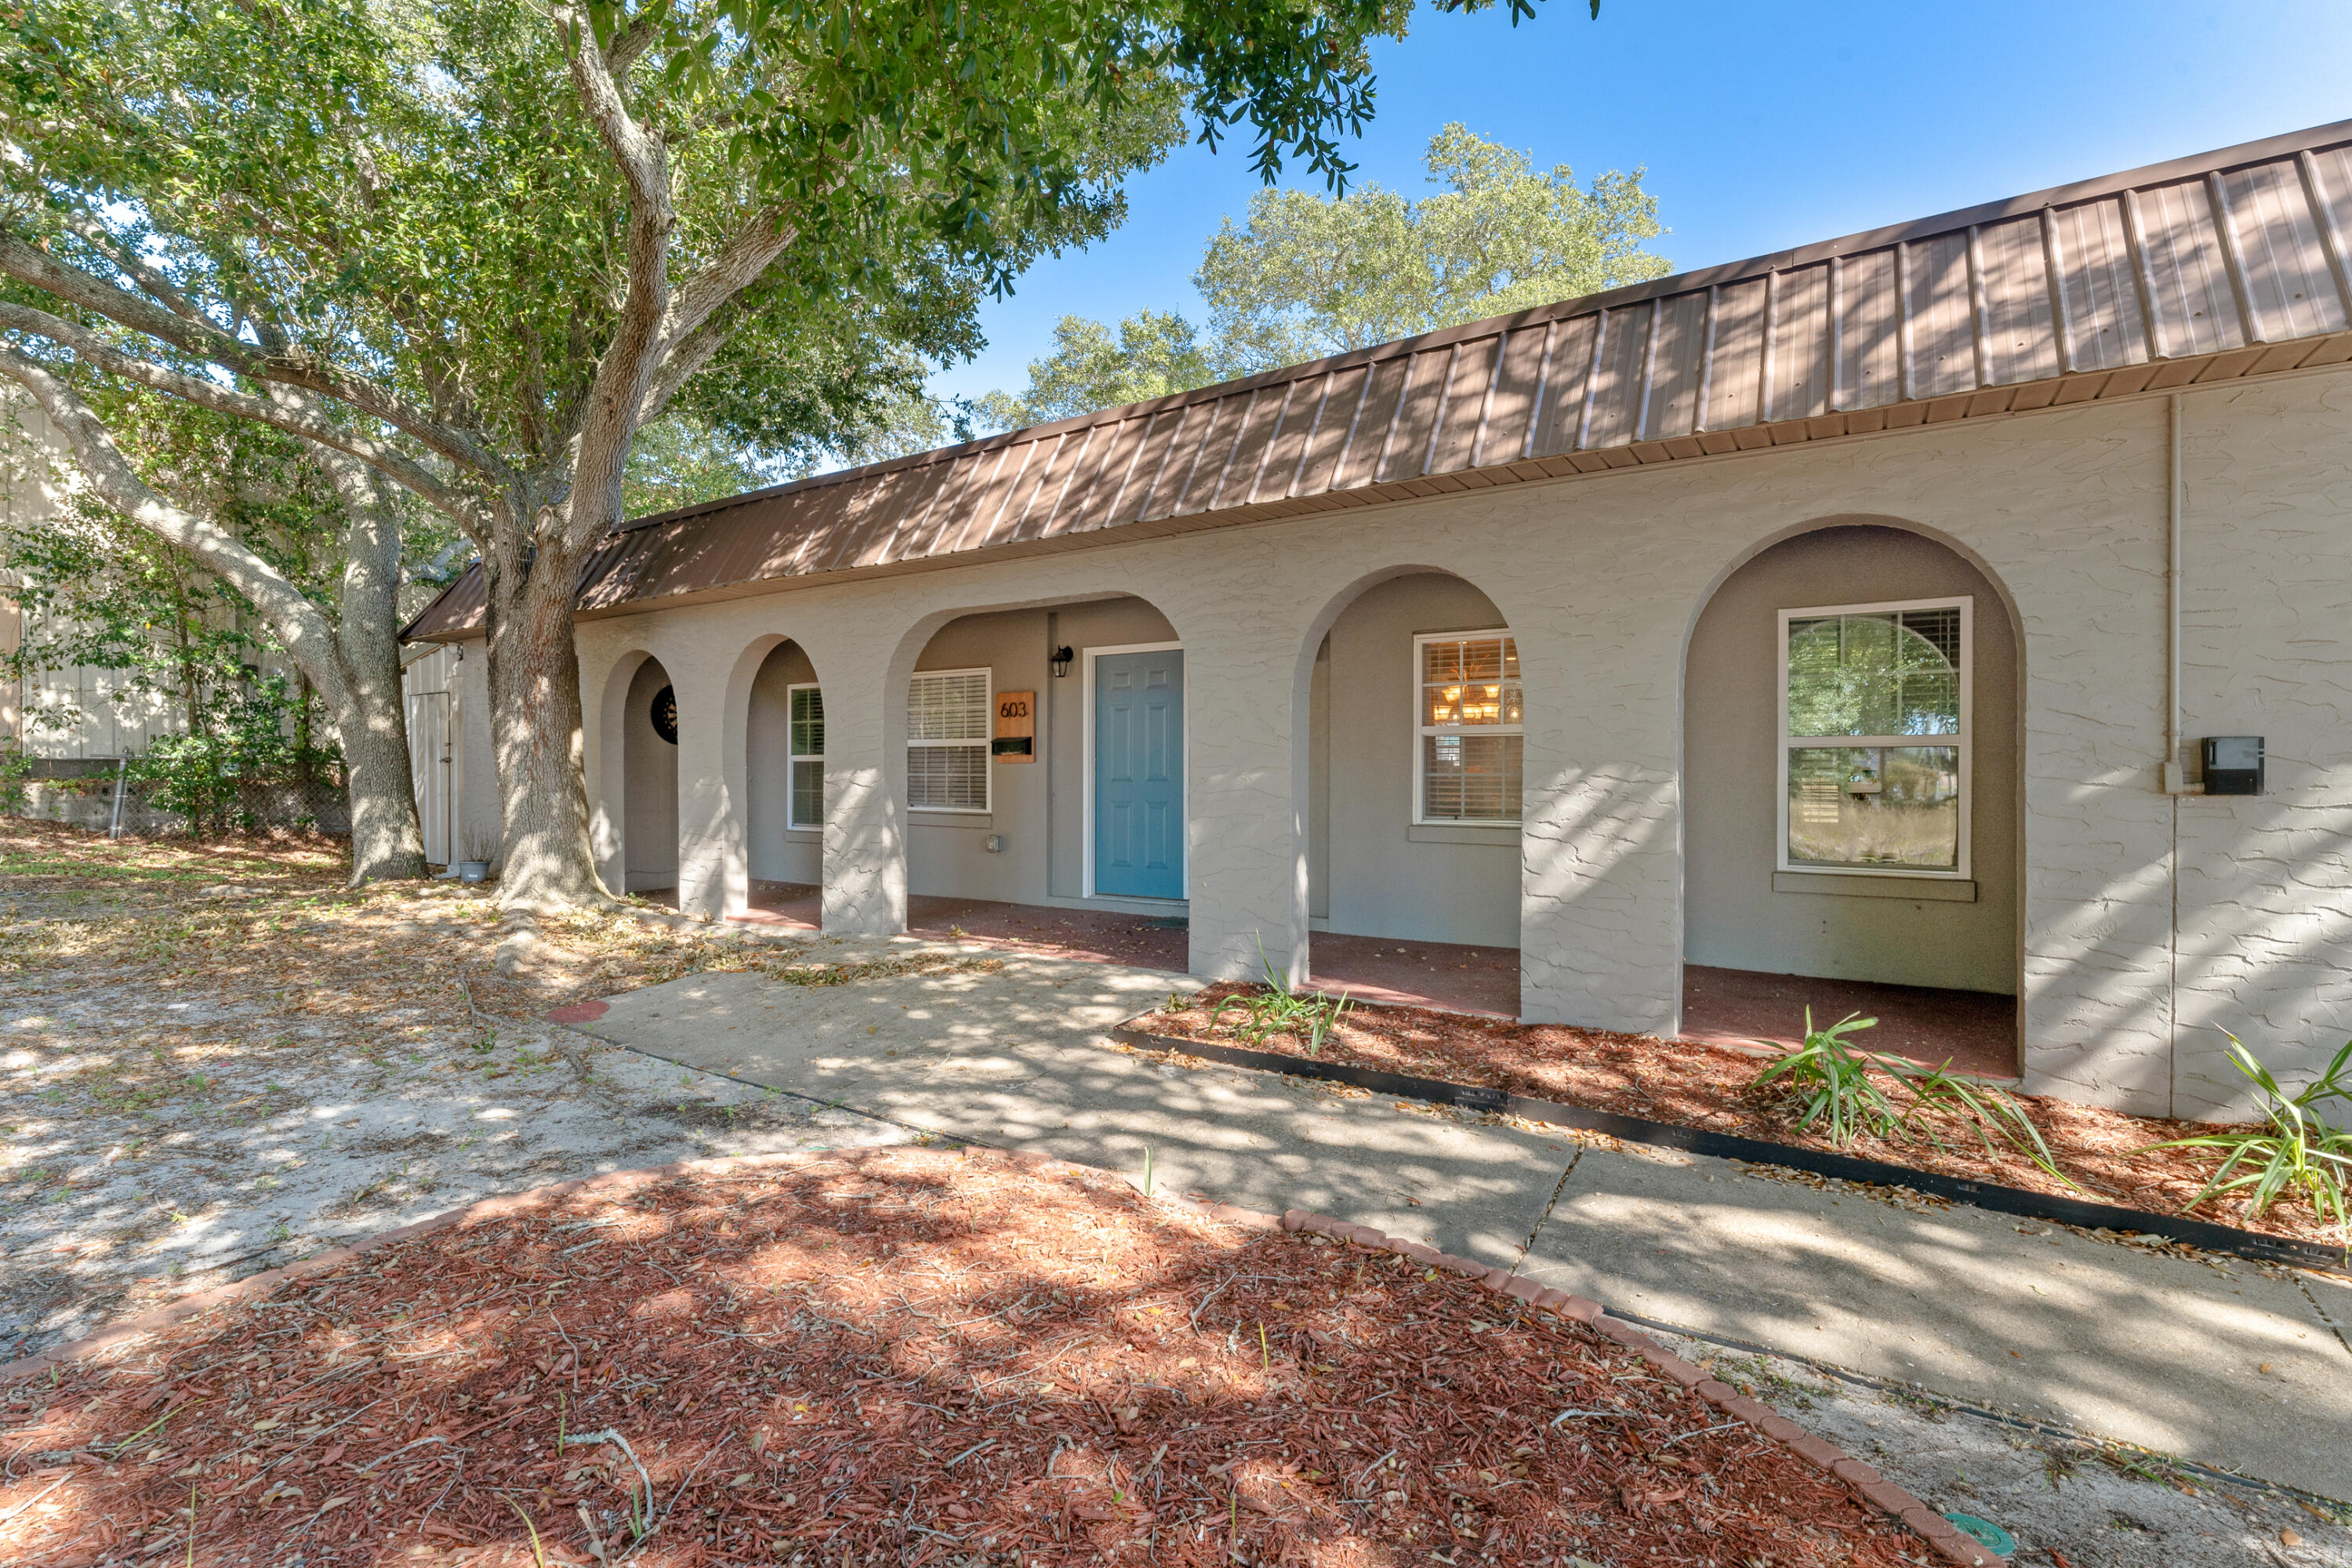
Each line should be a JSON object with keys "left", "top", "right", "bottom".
{"left": 1181, "top": 592, "right": 1309, "bottom": 986}
{"left": 671, "top": 668, "right": 740, "bottom": 921}
{"left": 1510, "top": 604, "right": 1682, "bottom": 1036}
{"left": 818, "top": 655, "right": 908, "bottom": 935}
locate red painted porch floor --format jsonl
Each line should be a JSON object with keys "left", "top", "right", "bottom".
{"left": 652, "top": 884, "right": 2016, "bottom": 1077}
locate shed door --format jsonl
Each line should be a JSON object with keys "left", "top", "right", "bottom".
{"left": 1094, "top": 650, "right": 1184, "bottom": 899}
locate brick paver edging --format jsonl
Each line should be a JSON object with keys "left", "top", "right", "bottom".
{"left": 0, "top": 1146, "right": 2000, "bottom": 1565}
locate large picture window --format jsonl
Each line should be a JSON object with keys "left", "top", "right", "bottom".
{"left": 907, "top": 668, "right": 991, "bottom": 812}
{"left": 787, "top": 684, "right": 825, "bottom": 829}
{"left": 1779, "top": 598, "right": 1970, "bottom": 875}
{"left": 1414, "top": 631, "right": 1522, "bottom": 824}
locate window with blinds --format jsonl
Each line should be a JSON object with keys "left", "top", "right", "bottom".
{"left": 1780, "top": 598, "right": 1970, "bottom": 874}
{"left": 786, "top": 684, "right": 824, "bottom": 829}
{"left": 1415, "top": 631, "right": 1523, "bottom": 824}
{"left": 908, "top": 668, "right": 991, "bottom": 812}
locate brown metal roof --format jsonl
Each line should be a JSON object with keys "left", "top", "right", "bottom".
{"left": 405, "top": 118, "right": 2352, "bottom": 642}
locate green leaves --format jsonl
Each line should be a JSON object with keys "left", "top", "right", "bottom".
{"left": 2139, "top": 1034, "right": 2352, "bottom": 1241}
{"left": 1747, "top": 1008, "right": 2074, "bottom": 1185}
{"left": 1198, "top": 120, "right": 1671, "bottom": 370}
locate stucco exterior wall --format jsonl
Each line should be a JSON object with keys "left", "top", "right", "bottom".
{"left": 1682, "top": 526, "right": 2021, "bottom": 996}
{"left": 441, "top": 367, "right": 2352, "bottom": 1119}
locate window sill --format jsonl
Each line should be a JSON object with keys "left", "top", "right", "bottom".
{"left": 782, "top": 828, "right": 822, "bottom": 843}
{"left": 911, "top": 811, "right": 993, "bottom": 828}
{"left": 1773, "top": 871, "right": 1976, "bottom": 902}
{"left": 1408, "top": 822, "right": 1520, "bottom": 844}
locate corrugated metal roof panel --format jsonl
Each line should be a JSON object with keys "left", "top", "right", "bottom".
{"left": 1976, "top": 216, "right": 2062, "bottom": 386}
{"left": 2223, "top": 158, "right": 2349, "bottom": 341}
{"left": 2135, "top": 180, "right": 2246, "bottom": 356}
{"left": 405, "top": 118, "right": 2352, "bottom": 643}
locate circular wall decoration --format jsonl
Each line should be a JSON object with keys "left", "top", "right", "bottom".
{"left": 650, "top": 684, "right": 679, "bottom": 745}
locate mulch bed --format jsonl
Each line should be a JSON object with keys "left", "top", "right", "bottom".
{"left": 0, "top": 1149, "right": 1924, "bottom": 1568}
{"left": 1142, "top": 986, "right": 2350, "bottom": 1254}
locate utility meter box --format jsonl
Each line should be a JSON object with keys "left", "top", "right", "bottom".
{"left": 2201, "top": 735, "right": 2263, "bottom": 796}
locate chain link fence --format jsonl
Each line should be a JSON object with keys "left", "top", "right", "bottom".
{"left": 6, "top": 757, "right": 352, "bottom": 837}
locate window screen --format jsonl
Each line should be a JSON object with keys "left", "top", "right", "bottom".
{"left": 908, "top": 670, "right": 990, "bottom": 811}
{"left": 1781, "top": 601, "right": 1968, "bottom": 873}
{"left": 1416, "top": 632, "right": 1523, "bottom": 823}
{"left": 787, "top": 685, "right": 824, "bottom": 829}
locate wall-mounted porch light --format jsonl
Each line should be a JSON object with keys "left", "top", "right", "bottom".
{"left": 1050, "top": 644, "right": 1075, "bottom": 679}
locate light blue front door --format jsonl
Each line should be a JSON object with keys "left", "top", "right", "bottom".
{"left": 1094, "top": 649, "right": 1185, "bottom": 899}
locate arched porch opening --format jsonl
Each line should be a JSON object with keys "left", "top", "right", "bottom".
{"left": 1680, "top": 521, "right": 2024, "bottom": 1075}
{"left": 608, "top": 652, "right": 679, "bottom": 895}
{"left": 1287, "top": 568, "right": 1523, "bottom": 1016}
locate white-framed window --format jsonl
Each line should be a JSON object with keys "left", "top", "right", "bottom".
{"left": 907, "top": 667, "right": 991, "bottom": 813}
{"left": 786, "top": 684, "right": 825, "bottom": 829}
{"left": 1778, "top": 597, "right": 1971, "bottom": 877}
{"left": 1414, "top": 630, "right": 1523, "bottom": 825}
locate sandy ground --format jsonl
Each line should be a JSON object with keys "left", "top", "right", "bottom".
{"left": 1642, "top": 1323, "right": 2349, "bottom": 1566}
{"left": 0, "top": 828, "right": 909, "bottom": 1364}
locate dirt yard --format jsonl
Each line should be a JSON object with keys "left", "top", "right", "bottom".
{"left": 0, "top": 1147, "right": 1926, "bottom": 1568}
{"left": 0, "top": 822, "right": 908, "bottom": 1364}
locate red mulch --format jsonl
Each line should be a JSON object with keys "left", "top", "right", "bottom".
{"left": 1143, "top": 986, "right": 2352, "bottom": 1254}
{"left": 0, "top": 1149, "right": 1920, "bottom": 1568}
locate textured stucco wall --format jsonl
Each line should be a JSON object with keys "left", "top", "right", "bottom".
{"left": 1682, "top": 526, "right": 2021, "bottom": 996}
{"left": 1316, "top": 573, "right": 1519, "bottom": 948}
{"left": 491, "top": 367, "right": 2352, "bottom": 1118}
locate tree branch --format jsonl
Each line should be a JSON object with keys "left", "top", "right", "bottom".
{"left": 0, "top": 233, "right": 509, "bottom": 483}
{"left": 554, "top": 2, "right": 676, "bottom": 554}
{"left": 0, "top": 343, "right": 351, "bottom": 710}
{"left": 659, "top": 204, "right": 796, "bottom": 354}
{"left": 0, "top": 298, "right": 466, "bottom": 521}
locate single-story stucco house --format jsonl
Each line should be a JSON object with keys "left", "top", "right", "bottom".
{"left": 405, "top": 118, "right": 2352, "bottom": 1122}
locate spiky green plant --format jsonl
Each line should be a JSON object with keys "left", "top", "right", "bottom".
{"left": 1747, "top": 1011, "right": 2075, "bottom": 1186}
{"left": 2139, "top": 1035, "right": 2352, "bottom": 1241}
{"left": 1746, "top": 1010, "right": 1907, "bottom": 1147}
{"left": 1209, "top": 943, "right": 1353, "bottom": 1055}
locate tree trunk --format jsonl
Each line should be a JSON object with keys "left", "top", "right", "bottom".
{"left": 332, "top": 643, "right": 425, "bottom": 881}
{"left": 484, "top": 533, "right": 611, "bottom": 911}
{"left": 314, "top": 430, "right": 426, "bottom": 883}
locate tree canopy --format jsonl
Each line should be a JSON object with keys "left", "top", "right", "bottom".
{"left": 3, "top": 0, "right": 1544, "bottom": 907}
{"left": 978, "top": 122, "right": 1668, "bottom": 426}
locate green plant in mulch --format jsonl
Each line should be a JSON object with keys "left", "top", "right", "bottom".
{"left": 2137, "top": 1035, "right": 2352, "bottom": 1243}
{"left": 1748, "top": 1009, "right": 2073, "bottom": 1184}
{"left": 1209, "top": 945, "right": 1354, "bottom": 1056}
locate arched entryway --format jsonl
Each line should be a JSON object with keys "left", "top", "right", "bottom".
{"left": 738, "top": 639, "right": 824, "bottom": 924}
{"left": 1296, "top": 569, "right": 1523, "bottom": 1014}
{"left": 1681, "top": 523, "right": 2021, "bottom": 1073}
{"left": 619, "top": 655, "right": 680, "bottom": 895}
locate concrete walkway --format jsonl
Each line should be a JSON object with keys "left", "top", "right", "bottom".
{"left": 570, "top": 938, "right": 2352, "bottom": 1501}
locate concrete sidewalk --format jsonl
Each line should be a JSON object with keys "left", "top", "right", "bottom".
{"left": 571, "top": 938, "right": 2352, "bottom": 1501}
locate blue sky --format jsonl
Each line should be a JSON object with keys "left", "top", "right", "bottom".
{"left": 927, "top": 0, "right": 2352, "bottom": 406}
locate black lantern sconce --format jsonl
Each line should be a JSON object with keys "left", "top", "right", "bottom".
{"left": 1050, "top": 644, "right": 1075, "bottom": 679}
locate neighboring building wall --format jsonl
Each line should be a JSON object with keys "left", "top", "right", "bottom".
{"left": 1313, "top": 572, "right": 1519, "bottom": 949}
{"left": 401, "top": 644, "right": 462, "bottom": 866}
{"left": 441, "top": 366, "right": 2352, "bottom": 1120}
{"left": 1682, "top": 526, "right": 2020, "bottom": 995}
